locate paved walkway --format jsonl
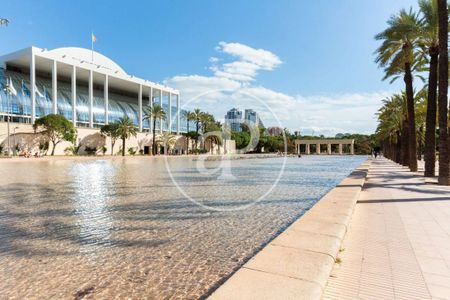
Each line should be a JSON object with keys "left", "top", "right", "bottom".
{"left": 323, "top": 158, "right": 450, "bottom": 300}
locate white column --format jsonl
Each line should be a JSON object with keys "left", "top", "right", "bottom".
{"left": 350, "top": 142, "right": 355, "bottom": 155}
{"left": 30, "top": 51, "right": 36, "bottom": 123}
{"left": 52, "top": 60, "right": 57, "bottom": 114}
{"left": 71, "top": 65, "right": 77, "bottom": 126}
{"left": 327, "top": 143, "right": 331, "bottom": 155}
{"left": 176, "top": 94, "right": 180, "bottom": 134}
{"left": 104, "top": 75, "right": 108, "bottom": 125}
{"left": 138, "top": 84, "right": 143, "bottom": 132}
{"left": 149, "top": 87, "right": 153, "bottom": 132}
{"left": 306, "top": 144, "right": 310, "bottom": 154}
{"left": 316, "top": 143, "right": 320, "bottom": 154}
{"left": 89, "top": 70, "right": 93, "bottom": 128}
{"left": 339, "top": 143, "right": 343, "bottom": 155}
{"left": 168, "top": 93, "right": 172, "bottom": 133}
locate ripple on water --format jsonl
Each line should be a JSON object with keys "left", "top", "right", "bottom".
{"left": 0, "top": 155, "right": 366, "bottom": 299}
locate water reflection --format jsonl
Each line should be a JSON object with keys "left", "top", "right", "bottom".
{"left": 70, "top": 160, "right": 115, "bottom": 253}
{"left": 0, "top": 156, "right": 367, "bottom": 299}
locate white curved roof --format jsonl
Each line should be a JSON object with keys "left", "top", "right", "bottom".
{"left": 46, "top": 47, "right": 127, "bottom": 75}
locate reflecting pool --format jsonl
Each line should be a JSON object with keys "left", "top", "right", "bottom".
{"left": 0, "top": 155, "right": 366, "bottom": 299}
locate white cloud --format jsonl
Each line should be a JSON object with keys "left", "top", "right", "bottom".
{"left": 164, "top": 42, "right": 389, "bottom": 136}
{"left": 211, "top": 42, "right": 282, "bottom": 82}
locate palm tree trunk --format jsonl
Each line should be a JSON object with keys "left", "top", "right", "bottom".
{"left": 186, "top": 122, "right": 189, "bottom": 155}
{"left": 396, "top": 132, "right": 401, "bottom": 164}
{"left": 195, "top": 121, "right": 199, "bottom": 149}
{"left": 418, "top": 125, "right": 424, "bottom": 161}
{"left": 122, "top": 138, "right": 125, "bottom": 156}
{"left": 152, "top": 119, "right": 157, "bottom": 155}
{"left": 401, "top": 119, "right": 409, "bottom": 166}
{"left": 438, "top": 0, "right": 450, "bottom": 185}
{"left": 404, "top": 62, "right": 417, "bottom": 172}
{"left": 424, "top": 47, "right": 438, "bottom": 177}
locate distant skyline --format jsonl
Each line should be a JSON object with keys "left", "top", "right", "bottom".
{"left": 1, "top": 0, "right": 419, "bottom": 135}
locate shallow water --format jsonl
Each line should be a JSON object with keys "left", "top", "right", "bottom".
{"left": 0, "top": 155, "right": 366, "bottom": 299}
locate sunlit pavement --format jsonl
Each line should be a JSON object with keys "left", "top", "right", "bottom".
{"left": 323, "top": 158, "right": 450, "bottom": 300}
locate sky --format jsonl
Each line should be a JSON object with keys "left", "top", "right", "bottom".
{"left": 0, "top": 0, "right": 419, "bottom": 136}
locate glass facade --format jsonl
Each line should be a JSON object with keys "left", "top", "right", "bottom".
{"left": 162, "top": 91, "right": 170, "bottom": 131}
{"left": 171, "top": 94, "right": 178, "bottom": 132}
{"left": 0, "top": 68, "right": 183, "bottom": 132}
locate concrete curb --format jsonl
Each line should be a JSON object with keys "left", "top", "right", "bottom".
{"left": 208, "top": 159, "right": 371, "bottom": 300}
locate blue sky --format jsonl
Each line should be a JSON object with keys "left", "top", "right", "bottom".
{"left": 1, "top": 0, "right": 419, "bottom": 135}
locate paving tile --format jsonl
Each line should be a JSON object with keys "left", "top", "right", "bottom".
{"left": 324, "top": 159, "right": 450, "bottom": 300}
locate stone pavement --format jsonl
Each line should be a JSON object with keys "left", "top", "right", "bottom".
{"left": 323, "top": 158, "right": 450, "bottom": 300}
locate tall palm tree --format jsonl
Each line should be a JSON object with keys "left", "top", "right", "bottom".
{"left": 191, "top": 108, "right": 203, "bottom": 149}
{"left": 116, "top": 116, "right": 137, "bottom": 156}
{"left": 183, "top": 110, "right": 195, "bottom": 154}
{"left": 418, "top": 0, "right": 440, "bottom": 176}
{"left": 199, "top": 112, "right": 215, "bottom": 150}
{"left": 377, "top": 94, "right": 407, "bottom": 164}
{"left": 143, "top": 104, "right": 166, "bottom": 155}
{"left": 375, "top": 8, "right": 424, "bottom": 172}
{"left": 437, "top": 0, "right": 449, "bottom": 185}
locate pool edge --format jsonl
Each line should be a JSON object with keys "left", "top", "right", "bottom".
{"left": 207, "top": 158, "right": 371, "bottom": 300}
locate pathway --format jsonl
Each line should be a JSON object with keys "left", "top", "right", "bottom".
{"left": 323, "top": 158, "right": 450, "bottom": 299}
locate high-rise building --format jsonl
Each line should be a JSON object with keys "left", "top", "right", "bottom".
{"left": 225, "top": 108, "right": 264, "bottom": 132}
{"left": 244, "top": 109, "right": 264, "bottom": 128}
{"left": 224, "top": 108, "right": 243, "bottom": 132}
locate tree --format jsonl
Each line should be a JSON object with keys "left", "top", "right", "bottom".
{"left": 376, "top": 94, "right": 406, "bottom": 163}
{"left": 437, "top": 0, "right": 449, "bottom": 185}
{"left": 143, "top": 104, "right": 166, "bottom": 155}
{"left": 157, "top": 132, "right": 177, "bottom": 155}
{"left": 100, "top": 123, "right": 120, "bottom": 155}
{"left": 33, "top": 114, "right": 77, "bottom": 156}
{"left": 375, "top": 8, "right": 424, "bottom": 172}
{"left": 191, "top": 108, "right": 203, "bottom": 149}
{"left": 183, "top": 110, "right": 195, "bottom": 154}
{"left": 418, "top": 0, "right": 440, "bottom": 176}
{"left": 199, "top": 112, "right": 215, "bottom": 150}
{"left": 116, "top": 116, "right": 137, "bottom": 156}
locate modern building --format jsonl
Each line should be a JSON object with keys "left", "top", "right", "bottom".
{"left": 224, "top": 108, "right": 243, "bottom": 132}
{"left": 0, "top": 46, "right": 194, "bottom": 155}
{"left": 224, "top": 108, "right": 264, "bottom": 132}
{"left": 244, "top": 109, "right": 264, "bottom": 128}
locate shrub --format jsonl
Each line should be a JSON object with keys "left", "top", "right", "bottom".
{"left": 128, "top": 147, "right": 137, "bottom": 155}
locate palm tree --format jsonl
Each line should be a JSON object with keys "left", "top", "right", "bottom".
{"left": 417, "top": 0, "right": 439, "bottom": 176}
{"left": 157, "top": 132, "right": 177, "bottom": 155}
{"left": 376, "top": 94, "right": 406, "bottom": 164}
{"left": 437, "top": 0, "right": 449, "bottom": 185}
{"left": 116, "top": 116, "right": 137, "bottom": 156}
{"left": 183, "top": 110, "right": 195, "bottom": 154}
{"left": 199, "top": 112, "right": 215, "bottom": 150}
{"left": 375, "top": 8, "right": 424, "bottom": 172}
{"left": 143, "top": 104, "right": 166, "bottom": 155}
{"left": 191, "top": 108, "right": 203, "bottom": 149}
